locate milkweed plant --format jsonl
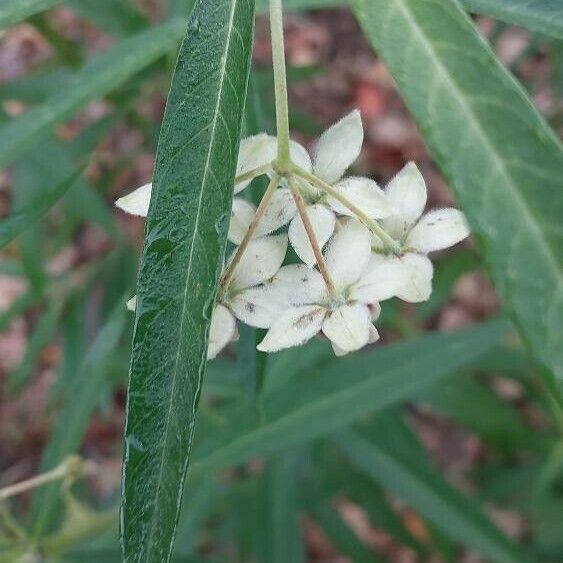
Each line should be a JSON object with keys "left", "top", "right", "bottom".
{"left": 1, "top": 0, "right": 561, "bottom": 561}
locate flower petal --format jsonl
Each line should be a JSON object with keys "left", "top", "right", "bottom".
{"left": 322, "top": 303, "right": 371, "bottom": 354}
{"left": 328, "top": 177, "right": 392, "bottom": 219}
{"left": 207, "top": 304, "right": 236, "bottom": 359}
{"left": 235, "top": 134, "right": 277, "bottom": 193}
{"left": 257, "top": 305, "right": 327, "bottom": 352}
{"left": 407, "top": 208, "right": 470, "bottom": 253}
{"left": 350, "top": 254, "right": 412, "bottom": 303}
{"left": 289, "top": 204, "right": 336, "bottom": 267}
{"left": 126, "top": 295, "right": 137, "bottom": 311}
{"left": 290, "top": 140, "right": 313, "bottom": 172}
{"left": 381, "top": 162, "right": 427, "bottom": 240}
{"left": 325, "top": 217, "right": 371, "bottom": 288}
{"left": 229, "top": 286, "right": 287, "bottom": 329}
{"left": 229, "top": 198, "right": 256, "bottom": 245}
{"left": 115, "top": 183, "right": 152, "bottom": 217}
{"left": 313, "top": 110, "right": 363, "bottom": 184}
{"left": 255, "top": 188, "right": 297, "bottom": 236}
{"left": 396, "top": 254, "right": 434, "bottom": 303}
{"left": 230, "top": 234, "right": 288, "bottom": 291}
{"left": 267, "top": 264, "right": 326, "bottom": 306}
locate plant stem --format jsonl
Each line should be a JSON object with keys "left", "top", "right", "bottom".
{"left": 288, "top": 177, "right": 337, "bottom": 296}
{"left": 292, "top": 165, "right": 401, "bottom": 254}
{"left": 269, "top": 0, "right": 291, "bottom": 170}
{"left": 235, "top": 162, "right": 273, "bottom": 186}
{"left": 221, "top": 174, "right": 280, "bottom": 291}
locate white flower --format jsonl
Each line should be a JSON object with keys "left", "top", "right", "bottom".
{"left": 368, "top": 163, "right": 470, "bottom": 303}
{"left": 257, "top": 218, "right": 382, "bottom": 356}
{"left": 233, "top": 111, "right": 392, "bottom": 266}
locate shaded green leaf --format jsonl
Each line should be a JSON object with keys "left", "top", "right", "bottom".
{"left": 352, "top": 0, "right": 563, "bottom": 381}
{"left": 190, "top": 321, "right": 508, "bottom": 477}
{"left": 29, "top": 300, "right": 127, "bottom": 536}
{"left": 335, "top": 424, "right": 535, "bottom": 563}
{"left": 462, "top": 0, "right": 563, "bottom": 39}
{"left": 0, "top": 19, "right": 186, "bottom": 168}
{"left": 0, "top": 0, "right": 62, "bottom": 28}
{"left": 0, "top": 169, "right": 82, "bottom": 250}
{"left": 120, "top": 1, "right": 256, "bottom": 561}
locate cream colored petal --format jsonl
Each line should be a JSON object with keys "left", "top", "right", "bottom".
{"left": 289, "top": 204, "right": 336, "bottom": 267}
{"left": 290, "top": 140, "right": 313, "bottom": 172}
{"left": 115, "top": 183, "right": 152, "bottom": 217}
{"left": 207, "top": 304, "right": 236, "bottom": 360}
{"left": 229, "top": 286, "right": 287, "bottom": 329}
{"left": 407, "top": 208, "right": 470, "bottom": 253}
{"left": 322, "top": 303, "right": 371, "bottom": 354}
{"left": 328, "top": 177, "right": 392, "bottom": 219}
{"left": 228, "top": 198, "right": 256, "bottom": 245}
{"left": 325, "top": 217, "right": 371, "bottom": 288}
{"left": 267, "top": 264, "right": 326, "bottom": 306}
{"left": 235, "top": 134, "right": 277, "bottom": 193}
{"left": 396, "top": 254, "right": 434, "bottom": 303}
{"left": 368, "top": 324, "right": 380, "bottom": 344}
{"left": 313, "top": 110, "right": 363, "bottom": 184}
{"left": 255, "top": 188, "right": 297, "bottom": 237}
{"left": 381, "top": 162, "right": 427, "bottom": 240}
{"left": 126, "top": 295, "right": 137, "bottom": 311}
{"left": 230, "top": 235, "right": 288, "bottom": 291}
{"left": 350, "top": 254, "right": 411, "bottom": 303}
{"left": 257, "top": 305, "right": 327, "bottom": 353}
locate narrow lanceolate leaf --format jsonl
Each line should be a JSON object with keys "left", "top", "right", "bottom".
{"left": 0, "top": 169, "right": 82, "bottom": 250}
{"left": 335, "top": 426, "right": 535, "bottom": 563}
{"left": 0, "top": 0, "right": 62, "bottom": 28}
{"left": 121, "top": 1, "right": 255, "bottom": 562}
{"left": 352, "top": 0, "right": 563, "bottom": 381}
{"left": 462, "top": 0, "right": 563, "bottom": 40}
{"left": 0, "top": 20, "right": 186, "bottom": 168}
{"left": 189, "top": 321, "right": 508, "bottom": 477}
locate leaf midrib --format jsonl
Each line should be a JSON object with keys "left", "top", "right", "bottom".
{"left": 389, "top": 0, "right": 563, "bottom": 286}
{"left": 143, "top": 1, "right": 239, "bottom": 556}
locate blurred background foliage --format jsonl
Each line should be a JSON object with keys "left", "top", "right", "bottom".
{"left": 0, "top": 0, "right": 562, "bottom": 561}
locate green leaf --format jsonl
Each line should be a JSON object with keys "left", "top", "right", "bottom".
{"left": 120, "top": 1, "right": 255, "bottom": 561}
{"left": 256, "top": 0, "right": 346, "bottom": 11}
{"left": 0, "top": 19, "right": 186, "bottom": 168}
{"left": 256, "top": 454, "right": 306, "bottom": 563}
{"left": 0, "top": 0, "right": 62, "bottom": 28}
{"left": 29, "top": 300, "right": 127, "bottom": 536}
{"left": 335, "top": 424, "right": 536, "bottom": 563}
{"left": 190, "top": 321, "right": 508, "bottom": 477}
{"left": 0, "top": 169, "right": 82, "bottom": 250}
{"left": 461, "top": 0, "right": 563, "bottom": 39}
{"left": 352, "top": 0, "right": 563, "bottom": 381}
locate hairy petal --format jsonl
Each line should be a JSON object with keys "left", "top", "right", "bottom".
{"left": 267, "top": 264, "right": 327, "bottom": 306}
{"left": 396, "top": 254, "right": 434, "bottom": 303}
{"left": 207, "top": 304, "right": 237, "bottom": 360}
{"left": 235, "top": 134, "right": 277, "bottom": 193}
{"left": 229, "top": 234, "right": 288, "bottom": 291}
{"left": 256, "top": 188, "right": 298, "bottom": 236}
{"left": 115, "top": 183, "right": 152, "bottom": 217}
{"left": 289, "top": 204, "right": 336, "bottom": 267}
{"left": 322, "top": 303, "right": 372, "bottom": 354}
{"left": 329, "top": 177, "right": 391, "bottom": 219}
{"left": 229, "top": 286, "right": 287, "bottom": 329}
{"left": 325, "top": 218, "right": 371, "bottom": 288}
{"left": 313, "top": 110, "right": 363, "bottom": 184}
{"left": 229, "top": 198, "right": 256, "bottom": 245}
{"left": 257, "top": 305, "right": 327, "bottom": 352}
{"left": 407, "top": 208, "right": 470, "bottom": 253}
{"left": 381, "top": 162, "right": 427, "bottom": 240}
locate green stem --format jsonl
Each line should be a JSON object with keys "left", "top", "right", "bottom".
{"left": 235, "top": 162, "right": 273, "bottom": 186}
{"left": 221, "top": 174, "right": 281, "bottom": 291}
{"left": 292, "top": 165, "right": 401, "bottom": 254}
{"left": 269, "top": 0, "right": 291, "bottom": 170}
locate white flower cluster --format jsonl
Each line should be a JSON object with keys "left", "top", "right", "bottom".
{"left": 117, "top": 111, "right": 470, "bottom": 359}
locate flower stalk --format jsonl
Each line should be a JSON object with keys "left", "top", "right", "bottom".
{"left": 269, "top": 0, "right": 291, "bottom": 171}
{"left": 288, "top": 177, "right": 337, "bottom": 296}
